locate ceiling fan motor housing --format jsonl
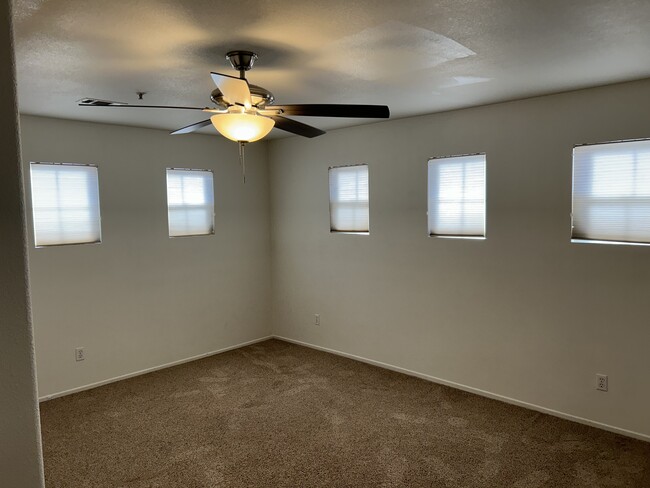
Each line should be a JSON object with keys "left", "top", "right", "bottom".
{"left": 210, "top": 85, "right": 275, "bottom": 109}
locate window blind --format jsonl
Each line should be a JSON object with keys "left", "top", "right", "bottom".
{"left": 428, "top": 154, "right": 486, "bottom": 237}
{"left": 30, "top": 163, "right": 102, "bottom": 247}
{"left": 329, "top": 165, "right": 369, "bottom": 233}
{"left": 166, "top": 169, "right": 214, "bottom": 237}
{"left": 572, "top": 140, "right": 650, "bottom": 244}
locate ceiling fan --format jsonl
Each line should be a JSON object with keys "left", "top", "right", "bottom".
{"left": 79, "top": 50, "right": 390, "bottom": 181}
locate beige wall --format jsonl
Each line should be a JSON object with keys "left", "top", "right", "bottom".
{"left": 268, "top": 79, "right": 650, "bottom": 439}
{"left": 0, "top": 0, "right": 44, "bottom": 485}
{"left": 20, "top": 115, "right": 272, "bottom": 398}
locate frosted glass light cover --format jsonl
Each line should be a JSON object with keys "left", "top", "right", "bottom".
{"left": 210, "top": 113, "right": 274, "bottom": 142}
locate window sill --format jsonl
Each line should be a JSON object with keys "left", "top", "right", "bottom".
{"left": 571, "top": 238, "right": 650, "bottom": 247}
{"left": 429, "top": 235, "right": 486, "bottom": 240}
{"left": 169, "top": 232, "right": 215, "bottom": 238}
{"left": 35, "top": 240, "right": 102, "bottom": 249}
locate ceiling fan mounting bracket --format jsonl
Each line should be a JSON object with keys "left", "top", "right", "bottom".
{"left": 226, "top": 51, "right": 258, "bottom": 75}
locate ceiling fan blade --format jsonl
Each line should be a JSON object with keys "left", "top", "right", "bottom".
{"left": 78, "top": 98, "right": 208, "bottom": 110}
{"left": 78, "top": 98, "right": 126, "bottom": 106}
{"left": 170, "top": 119, "right": 213, "bottom": 135}
{"left": 269, "top": 115, "right": 326, "bottom": 138}
{"left": 210, "top": 72, "right": 252, "bottom": 109}
{"left": 270, "top": 104, "right": 390, "bottom": 118}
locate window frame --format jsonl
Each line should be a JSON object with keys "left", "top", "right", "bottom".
{"left": 571, "top": 138, "right": 650, "bottom": 247}
{"left": 328, "top": 163, "right": 370, "bottom": 235}
{"left": 427, "top": 152, "right": 487, "bottom": 240}
{"left": 29, "top": 161, "right": 103, "bottom": 248}
{"left": 165, "top": 167, "right": 215, "bottom": 238}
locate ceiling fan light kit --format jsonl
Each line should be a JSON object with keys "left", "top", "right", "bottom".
{"left": 78, "top": 50, "right": 390, "bottom": 182}
{"left": 210, "top": 112, "right": 275, "bottom": 143}
{"left": 211, "top": 110, "right": 275, "bottom": 183}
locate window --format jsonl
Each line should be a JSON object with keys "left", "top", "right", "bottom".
{"left": 166, "top": 168, "right": 214, "bottom": 237}
{"left": 428, "top": 154, "right": 486, "bottom": 238}
{"left": 30, "top": 163, "right": 102, "bottom": 247}
{"left": 329, "top": 164, "right": 369, "bottom": 233}
{"left": 572, "top": 139, "right": 650, "bottom": 245}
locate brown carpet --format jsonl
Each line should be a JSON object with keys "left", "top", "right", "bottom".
{"left": 40, "top": 339, "right": 650, "bottom": 487}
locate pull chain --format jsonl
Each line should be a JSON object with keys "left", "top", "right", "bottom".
{"left": 238, "top": 141, "right": 247, "bottom": 184}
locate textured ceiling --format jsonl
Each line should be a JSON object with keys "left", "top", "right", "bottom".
{"left": 12, "top": 0, "right": 650, "bottom": 138}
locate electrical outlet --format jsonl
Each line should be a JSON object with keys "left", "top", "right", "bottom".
{"left": 596, "top": 374, "right": 608, "bottom": 392}
{"left": 75, "top": 347, "right": 85, "bottom": 362}
{"left": 314, "top": 314, "right": 320, "bottom": 326}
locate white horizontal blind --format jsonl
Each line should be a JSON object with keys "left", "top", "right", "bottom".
{"left": 572, "top": 140, "right": 650, "bottom": 244}
{"left": 428, "top": 154, "right": 486, "bottom": 237}
{"left": 329, "top": 165, "right": 369, "bottom": 233}
{"left": 166, "top": 169, "right": 214, "bottom": 237}
{"left": 30, "top": 163, "right": 102, "bottom": 246}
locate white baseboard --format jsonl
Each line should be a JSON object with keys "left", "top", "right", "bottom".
{"left": 38, "top": 335, "right": 273, "bottom": 402}
{"left": 273, "top": 335, "right": 650, "bottom": 443}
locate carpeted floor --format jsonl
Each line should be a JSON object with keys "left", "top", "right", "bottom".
{"left": 40, "top": 339, "right": 650, "bottom": 487}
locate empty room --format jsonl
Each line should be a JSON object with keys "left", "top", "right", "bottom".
{"left": 2, "top": 0, "right": 650, "bottom": 486}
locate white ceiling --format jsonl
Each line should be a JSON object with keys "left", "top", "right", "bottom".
{"left": 12, "top": 0, "right": 650, "bottom": 138}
